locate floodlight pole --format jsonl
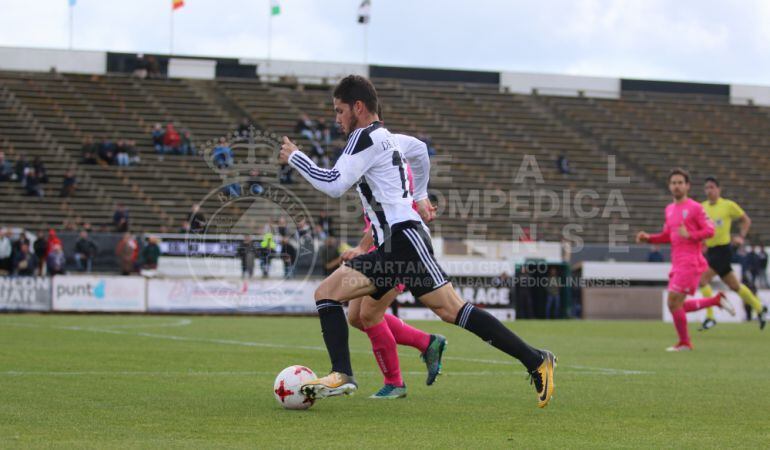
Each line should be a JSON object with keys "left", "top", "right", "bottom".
{"left": 68, "top": 4, "right": 74, "bottom": 50}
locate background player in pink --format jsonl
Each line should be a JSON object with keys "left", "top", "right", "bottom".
{"left": 636, "top": 168, "right": 735, "bottom": 352}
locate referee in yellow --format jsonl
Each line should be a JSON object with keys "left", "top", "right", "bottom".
{"left": 699, "top": 176, "right": 767, "bottom": 330}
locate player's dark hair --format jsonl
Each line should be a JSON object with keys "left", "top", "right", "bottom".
{"left": 333, "top": 75, "right": 378, "bottom": 114}
{"left": 704, "top": 176, "right": 719, "bottom": 187}
{"left": 668, "top": 168, "right": 690, "bottom": 183}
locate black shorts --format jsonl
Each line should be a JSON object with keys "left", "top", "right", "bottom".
{"left": 344, "top": 221, "right": 449, "bottom": 300}
{"left": 706, "top": 244, "right": 733, "bottom": 277}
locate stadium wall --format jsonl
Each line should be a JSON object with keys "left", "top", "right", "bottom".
{"left": 0, "top": 46, "right": 106, "bottom": 74}
{"left": 500, "top": 72, "right": 620, "bottom": 98}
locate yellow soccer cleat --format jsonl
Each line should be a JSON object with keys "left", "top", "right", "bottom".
{"left": 529, "top": 350, "right": 557, "bottom": 408}
{"left": 300, "top": 371, "right": 357, "bottom": 400}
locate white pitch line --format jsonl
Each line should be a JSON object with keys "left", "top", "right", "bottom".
{"left": 0, "top": 320, "right": 653, "bottom": 376}
{"left": 0, "top": 370, "right": 628, "bottom": 377}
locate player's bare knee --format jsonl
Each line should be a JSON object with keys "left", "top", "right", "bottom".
{"left": 314, "top": 283, "right": 335, "bottom": 301}
{"left": 348, "top": 314, "right": 364, "bottom": 330}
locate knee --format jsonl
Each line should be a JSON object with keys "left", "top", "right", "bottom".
{"left": 359, "top": 308, "right": 381, "bottom": 329}
{"left": 431, "top": 303, "right": 460, "bottom": 324}
{"left": 348, "top": 313, "right": 364, "bottom": 330}
{"left": 314, "top": 284, "right": 333, "bottom": 301}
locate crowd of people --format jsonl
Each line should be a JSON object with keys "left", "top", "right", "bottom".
{"left": 0, "top": 150, "right": 79, "bottom": 198}
{"left": 81, "top": 136, "right": 141, "bottom": 167}
{"left": 152, "top": 123, "right": 196, "bottom": 158}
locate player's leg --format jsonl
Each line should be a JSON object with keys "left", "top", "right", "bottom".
{"left": 361, "top": 289, "right": 446, "bottom": 388}
{"left": 356, "top": 290, "right": 407, "bottom": 398}
{"left": 667, "top": 290, "right": 692, "bottom": 351}
{"left": 301, "top": 264, "right": 377, "bottom": 399}
{"left": 699, "top": 268, "right": 717, "bottom": 330}
{"left": 722, "top": 271, "right": 766, "bottom": 330}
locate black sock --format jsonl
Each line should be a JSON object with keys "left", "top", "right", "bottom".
{"left": 455, "top": 303, "right": 543, "bottom": 371}
{"left": 316, "top": 299, "right": 352, "bottom": 376}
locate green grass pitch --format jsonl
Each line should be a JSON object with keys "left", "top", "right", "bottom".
{"left": 1, "top": 314, "right": 768, "bottom": 448}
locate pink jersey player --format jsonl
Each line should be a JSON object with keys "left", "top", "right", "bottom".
{"left": 647, "top": 198, "right": 714, "bottom": 295}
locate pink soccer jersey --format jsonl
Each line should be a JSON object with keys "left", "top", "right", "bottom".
{"left": 648, "top": 198, "right": 715, "bottom": 294}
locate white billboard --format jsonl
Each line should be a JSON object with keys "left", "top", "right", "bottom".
{"left": 53, "top": 276, "right": 146, "bottom": 312}
{"left": 147, "top": 279, "right": 318, "bottom": 313}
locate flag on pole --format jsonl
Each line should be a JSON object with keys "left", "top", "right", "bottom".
{"left": 357, "top": 0, "right": 370, "bottom": 24}
{"left": 172, "top": 0, "right": 184, "bottom": 10}
{"left": 270, "top": 0, "right": 281, "bottom": 16}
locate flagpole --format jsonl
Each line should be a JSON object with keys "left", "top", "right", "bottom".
{"left": 363, "top": 24, "right": 368, "bottom": 65}
{"left": 170, "top": 8, "right": 174, "bottom": 55}
{"left": 267, "top": 12, "right": 272, "bottom": 74}
{"left": 68, "top": 3, "right": 74, "bottom": 50}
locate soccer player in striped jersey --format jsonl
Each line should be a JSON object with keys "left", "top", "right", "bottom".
{"left": 344, "top": 130, "right": 446, "bottom": 399}
{"left": 698, "top": 176, "right": 767, "bottom": 331}
{"left": 279, "top": 75, "right": 556, "bottom": 408}
{"left": 637, "top": 168, "right": 736, "bottom": 352}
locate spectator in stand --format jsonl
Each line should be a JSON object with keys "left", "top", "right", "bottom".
{"left": 33, "top": 230, "right": 47, "bottom": 275}
{"left": 113, "top": 203, "right": 130, "bottom": 232}
{"left": 15, "top": 155, "right": 29, "bottom": 185}
{"left": 127, "top": 140, "right": 141, "bottom": 165}
{"left": 115, "top": 233, "right": 138, "bottom": 275}
{"left": 279, "top": 163, "right": 293, "bottom": 184}
{"left": 313, "top": 224, "right": 328, "bottom": 241}
{"left": 318, "top": 211, "right": 333, "bottom": 236}
{"left": 12, "top": 241, "right": 36, "bottom": 276}
{"left": 237, "top": 235, "right": 258, "bottom": 279}
{"left": 417, "top": 131, "right": 437, "bottom": 157}
{"left": 32, "top": 157, "right": 48, "bottom": 184}
{"left": 295, "top": 113, "right": 318, "bottom": 142}
{"left": 0, "top": 228, "right": 13, "bottom": 275}
{"left": 46, "top": 228, "right": 61, "bottom": 256}
{"left": 98, "top": 137, "right": 115, "bottom": 165}
{"left": 180, "top": 131, "right": 195, "bottom": 156}
{"left": 179, "top": 220, "right": 191, "bottom": 234}
{"left": 647, "top": 245, "right": 664, "bottom": 262}
{"left": 247, "top": 168, "right": 264, "bottom": 195}
{"left": 212, "top": 137, "right": 233, "bottom": 169}
{"left": 515, "top": 265, "right": 535, "bottom": 319}
{"left": 259, "top": 229, "right": 277, "bottom": 278}
{"left": 163, "top": 123, "right": 181, "bottom": 154}
{"left": 237, "top": 117, "right": 253, "bottom": 139}
{"left": 557, "top": 154, "right": 571, "bottom": 175}
{"left": 0, "top": 151, "right": 13, "bottom": 181}
{"left": 46, "top": 244, "right": 66, "bottom": 275}
{"left": 316, "top": 116, "right": 331, "bottom": 145}
{"left": 276, "top": 216, "right": 289, "bottom": 239}
{"left": 296, "top": 217, "right": 312, "bottom": 240}
{"left": 151, "top": 123, "right": 165, "bottom": 155}
{"left": 24, "top": 168, "right": 44, "bottom": 197}
{"left": 133, "top": 54, "right": 149, "bottom": 79}
{"left": 140, "top": 236, "right": 161, "bottom": 270}
{"left": 748, "top": 245, "right": 762, "bottom": 287}
{"left": 309, "top": 141, "right": 329, "bottom": 168}
{"left": 145, "top": 55, "right": 161, "bottom": 79}
{"left": 74, "top": 230, "right": 98, "bottom": 272}
{"left": 115, "top": 139, "right": 130, "bottom": 166}
{"left": 60, "top": 169, "right": 77, "bottom": 198}
{"left": 279, "top": 236, "right": 296, "bottom": 278}
{"left": 81, "top": 136, "right": 98, "bottom": 164}
{"left": 187, "top": 204, "right": 206, "bottom": 233}
{"left": 329, "top": 121, "right": 344, "bottom": 141}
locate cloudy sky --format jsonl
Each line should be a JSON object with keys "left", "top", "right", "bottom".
{"left": 1, "top": 0, "right": 768, "bottom": 85}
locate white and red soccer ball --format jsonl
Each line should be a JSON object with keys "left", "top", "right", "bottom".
{"left": 273, "top": 365, "right": 317, "bottom": 410}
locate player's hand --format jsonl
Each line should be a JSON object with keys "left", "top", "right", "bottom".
{"left": 732, "top": 235, "right": 745, "bottom": 246}
{"left": 678, "top": 225, "right": 690, "bottom": 239}
{"left": 341, "top": 245, "right": 367, "bottom": 262}
{"left": 416, "top": 198, "right": 437, "bottom": 223}
{"left": 279, "top": 136, "right": 297, "bottom": 164}
{"left": 636, "top": 231, "right": 649, "bottom": 243}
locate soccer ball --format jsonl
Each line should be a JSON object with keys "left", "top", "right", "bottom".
{"left": 273, "top": 365, "right": 317, "bottom": 410}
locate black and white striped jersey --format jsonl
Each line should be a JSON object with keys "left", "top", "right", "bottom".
{"left": 356, "top": 133, "right": 431, "bottom": 247}
{"left": 288, "top": 122, "right": 424, "bottom": 245}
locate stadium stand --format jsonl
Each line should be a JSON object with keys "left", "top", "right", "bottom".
{"left": 1, "top": 69, "right": 770, "bottom": 244}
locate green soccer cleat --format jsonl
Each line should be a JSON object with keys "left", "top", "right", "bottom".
{"left": 698, "top": 318, "right": 717, "bottom": 331}
{"left": 369, "top": 384, "right": 407, "bottom": 399}
{"left": 421, "top": 334, "right": 447, "bottom": 386}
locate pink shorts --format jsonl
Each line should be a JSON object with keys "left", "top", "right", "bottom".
{"left": 668, "top": 266, "right": 702, "bottom": 296}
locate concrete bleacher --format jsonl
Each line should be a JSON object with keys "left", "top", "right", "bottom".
{"left": 1, "top": 70, "right": 770, "bottom": 244}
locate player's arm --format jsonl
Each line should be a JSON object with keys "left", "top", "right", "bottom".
{"left": 400, "top": 135, "right": 430, "bottom": 201}
{"left": 280, "top": 136, "right": 372, "bottom": 198}
{"left": 733, "top": 200, "right": 750, "bottom": 245}
{"left": 639, "top": 221, "right": 671, "bottom": 244}
{"left": 341, "top": 227, "right": 374, "bottom": 261}
{"left": 686, "top": 206, "right": 715, "bottom": 241}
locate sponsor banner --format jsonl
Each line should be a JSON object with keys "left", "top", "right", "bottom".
{"left": 147, "top": 279, "right": 318, "bottom": 313}
{"left": 398, "top": 307, "right": 516, "bottom": 321}
{"left": 397, "top": 275, "right": 513, "bottom": 310}
{"left": 661, "top": 290, "right": 770, "bottom": 323}
{"left": 0, "top": 277, "right": 51, "bottom": 311}
{"left": 53, "top": 276, "right": 146, "bottom": 312}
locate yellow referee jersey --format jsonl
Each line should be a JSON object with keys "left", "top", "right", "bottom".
{"left": 701, "top": 197, "right": 745, "bottom": 248}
